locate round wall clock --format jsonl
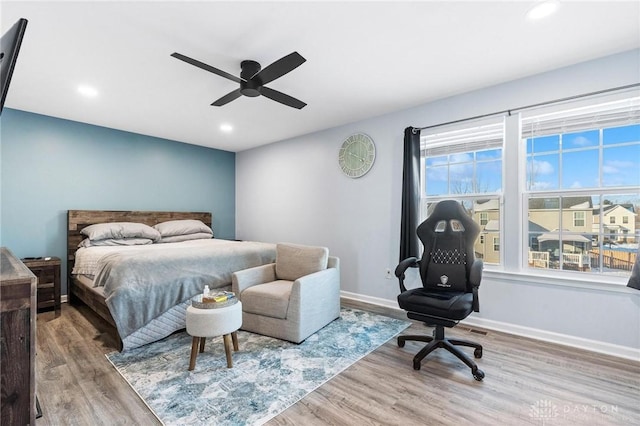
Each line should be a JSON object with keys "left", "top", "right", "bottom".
{"left": 338, "top": 133, "right": 376, "bottom": 178}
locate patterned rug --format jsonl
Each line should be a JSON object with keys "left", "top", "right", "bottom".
{"left": 106, "top": 308, "right": 410, "bottom": 425}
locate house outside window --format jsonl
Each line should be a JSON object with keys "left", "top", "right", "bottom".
{"left": 421, "top": 119, "right": 504, "bottom": 265}
{"left": 522, "top": 95, "right": 639, "bottom": 277}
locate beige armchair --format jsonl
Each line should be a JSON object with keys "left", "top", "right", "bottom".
{"left": 231, "top": 243, "right": 340, "bottom": 343}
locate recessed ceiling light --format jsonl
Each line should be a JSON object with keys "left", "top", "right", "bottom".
{"left": 526, "top": 0, "right": 560, "bottom": 21}
{"left": 220, "top": 123, "right": 233, "bottom": 133}
{"left": 77, "top": 85, "right": 98, "bottom": 97}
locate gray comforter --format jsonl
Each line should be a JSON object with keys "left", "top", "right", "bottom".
{"left": 93, "top": 240, "right": 276, "bottom": 340}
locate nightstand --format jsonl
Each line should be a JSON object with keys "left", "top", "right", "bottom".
{"left": 21, "top": 256, "right": 61, "bottom": 314}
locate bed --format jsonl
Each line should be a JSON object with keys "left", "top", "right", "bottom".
{"left": 67, "top": 210, "right": 276, "bottom": 350}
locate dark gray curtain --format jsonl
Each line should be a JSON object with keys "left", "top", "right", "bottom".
{"left": 399, "top": 127, "right": 421, "bottom": 262}
{"left": 627, "top": 246, "right": 640, "bottom": 290}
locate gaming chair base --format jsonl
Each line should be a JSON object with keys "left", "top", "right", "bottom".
{"left": 398, "top": 325, "right": 485, "bottom": 381}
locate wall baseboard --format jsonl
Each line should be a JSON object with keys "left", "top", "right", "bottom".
{"left": 340, "top": 291, "right": 640, "bottom": 361}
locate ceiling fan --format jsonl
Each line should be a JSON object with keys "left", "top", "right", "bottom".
{"left": 171, "top": 51, "right": 307, "bottom": 109}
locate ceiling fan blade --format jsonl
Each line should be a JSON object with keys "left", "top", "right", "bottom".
{"left": 254, "top": 52, "right": 306, "bottom": 85}
{"left": 211, "top": 89, "right": 242, "bottom": 106}
{"left": 171, "top": 52, "right": 243, "bottom": 83}
{"left": 261, "top": 87, "right": 306, "bottom": 109}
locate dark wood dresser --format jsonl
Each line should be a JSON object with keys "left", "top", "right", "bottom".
{"left": 22, "top": 257, "right": 61, "bottom": 314}
{"left": 1, "top": 247, "right": 37, "bottom": 425}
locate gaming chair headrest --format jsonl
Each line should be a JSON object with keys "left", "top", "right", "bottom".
{"left": 417, "top": 200, "right": 480, "bottom": 243}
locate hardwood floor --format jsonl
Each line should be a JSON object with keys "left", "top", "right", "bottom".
{"left": 35, "top": 301, "right": 639, "bottom": 425}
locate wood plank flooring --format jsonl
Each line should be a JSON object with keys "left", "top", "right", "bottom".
{"left": 34, "top": 301, "right": 639, "bottom": 425}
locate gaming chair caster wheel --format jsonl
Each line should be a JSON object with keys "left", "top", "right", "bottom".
{"left": 472, "top": 368, "right": 485, "bottom": 381}
{"left": 474, "top": 348, "right": 483, "bottom": 358}
{"left": 413, "top": 360, "right": 421, "bottom": 370}
{"left": 397, "top": 337, "right": 405, "bottom": 348}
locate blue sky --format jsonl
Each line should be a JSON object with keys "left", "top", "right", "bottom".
{"left": 424, "top": 123, "right": 639, "bottom": 198}
{"left": 527, "top": 124, "right": 640, "bottom": 190}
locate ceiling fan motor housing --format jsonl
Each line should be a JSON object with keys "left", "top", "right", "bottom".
{"left": 240, "top": 60, "right": 262, "bottom": 97}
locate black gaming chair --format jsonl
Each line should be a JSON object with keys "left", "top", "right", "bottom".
{"left": 395, "top": 200, "right": 485, "bottom": 380}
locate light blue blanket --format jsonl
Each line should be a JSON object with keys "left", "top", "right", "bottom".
{"left": 93, "top": 240, "right": 276, "bottom": 341}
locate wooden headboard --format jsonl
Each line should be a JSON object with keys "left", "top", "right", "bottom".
{"left": 67, "top": 210, "right": 212, "bottom": 274}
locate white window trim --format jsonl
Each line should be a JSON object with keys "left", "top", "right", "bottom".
{"left": 516, "top": 91, "right": 639, "bottom": 282}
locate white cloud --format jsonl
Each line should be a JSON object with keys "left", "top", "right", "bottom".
{"left": 570, "top": 181, "right": 583, "bottom": 189}
{"left": 527, "top": 159, "right": 554, "bottom": 175}
{"left": 570, "top": 135, "right": 595, "bottom": 147}
{"left": 603, "top": 160, "right": 635, "bottom": 175}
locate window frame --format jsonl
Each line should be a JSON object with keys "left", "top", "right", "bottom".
{"left": 480, "top": 212, "right": 489, "bottom": 226}
{"left": 519, "top": 93, "right": 639, "bottom": 282}
{"left": 573, "top": 211, "right": 586, "bottom": 227}
{"left": 420, "top": 118, "right": 505, "bottom": 267}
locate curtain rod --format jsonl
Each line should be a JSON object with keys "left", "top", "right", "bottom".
{"left": 412, "top": 82, "right": 640, "bottom": 133}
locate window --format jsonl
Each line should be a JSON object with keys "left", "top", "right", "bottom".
{"left": 421, "top": 119, "right": 504, "bottom": 265}
{"left": 480, "top": 212, "right": 488, "bottom": 226}
{"left": 418, "top": 90, "right": 638, "bottom": 284}
{"left": 522, "top": 95, "right": 640, "bottom": 278}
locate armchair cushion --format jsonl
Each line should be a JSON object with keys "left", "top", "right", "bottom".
{"left": 275, "top": 243, "right": 329, "bottom": 281}
{"left": 241, "top": 280, "right": 293, "bottom": 319}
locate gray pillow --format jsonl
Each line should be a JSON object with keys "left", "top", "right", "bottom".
{"left": 153, "top": 220, "right": 213, "bottom": 237}
{"left": 78, "top": 238, "right": 154, "bottom": 248}
{"left": 275, "top": 243, "right": 329, "bottom": 281}
{"left": 159, "top": 233, "right": 213, "bottom": 243}
{"left": 81, "top": 222, "right": 160, "bottom": 242}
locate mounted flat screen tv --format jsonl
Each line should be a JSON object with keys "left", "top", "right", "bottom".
{"left": 0, "top": 18, "right": 28, "bottom": 115}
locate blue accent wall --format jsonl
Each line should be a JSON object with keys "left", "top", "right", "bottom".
{"left": 0, "top": 109, "right": 236, "bottom": 294}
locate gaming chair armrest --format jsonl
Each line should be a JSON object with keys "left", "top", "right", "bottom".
{"left": 469, "top": 259, "right": 483, "bottom": 312}
{"left": 395, "top": 257, "right": 419, "bottom": 293}
{"left": 469, "top": 258, "right": 483, "bottom": 287}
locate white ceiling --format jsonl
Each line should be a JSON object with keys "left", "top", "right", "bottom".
{"left": 2, "top": 1, "right": 639, "bottom": 152}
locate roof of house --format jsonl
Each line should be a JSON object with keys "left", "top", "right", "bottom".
{"left": 529, "top": 196, "right": 593, "bottom": 210}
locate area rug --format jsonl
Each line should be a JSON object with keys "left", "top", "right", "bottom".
{"left": 106, "top": 308, "right": 410, "bottom": 425}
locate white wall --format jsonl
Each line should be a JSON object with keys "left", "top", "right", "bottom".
{"left": 237, "top": 49, "right": 640, "bottom": 358}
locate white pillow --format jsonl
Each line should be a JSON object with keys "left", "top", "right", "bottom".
{"left": 153, "top": 219, "right": 213, "bottom": 237}
{"left": 81, "top": 222, "right": 160, "bottom": 242}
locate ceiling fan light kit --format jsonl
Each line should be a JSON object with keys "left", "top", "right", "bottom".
{"left": 171, "top": 51, "right": 307, "bottom": 109}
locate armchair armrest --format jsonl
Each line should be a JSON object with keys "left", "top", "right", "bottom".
{"left": 395, "top": 257, "right": 419, "bottom": 293}
{"left": 289, "top": 267, "right": 340, "bottom": 321}
{"left": 232, "top": 263, "right": 276, "bottom": 300}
